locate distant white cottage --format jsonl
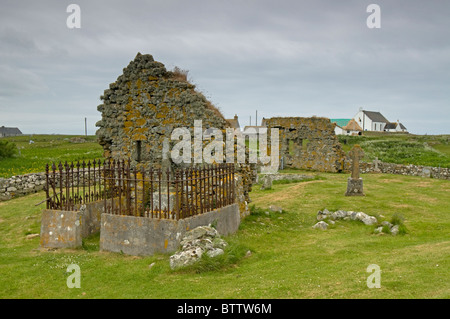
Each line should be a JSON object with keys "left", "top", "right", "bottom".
{"left": 330, "top": 119, "right": 363, "bottom": 136}
{"left": 384, "top": 121, "right": 408, "bottom": 133}
{"left": 353, "top": 109, "right": 389, "bottom": 132}
{"left": 353, "top": 109, "right": 407, "bottom": 133}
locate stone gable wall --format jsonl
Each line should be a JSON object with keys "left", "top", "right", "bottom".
{"left": 95, "top": 53, "right": 255, "bottom": 217}
{"left": 96, "top": 53, "right": 229, "bottom": 169}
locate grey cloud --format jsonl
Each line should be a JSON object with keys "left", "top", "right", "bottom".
{"left": 0, "top": 0, "right": 449, "bottom": 134}
{"left": 0, "top": 65, "right": 49, "bottom": 96}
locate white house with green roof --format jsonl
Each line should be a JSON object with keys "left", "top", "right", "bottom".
{"left": 331, "top": 109, "right": 407, "bottom": 135}
{"left": 330, "top": 119, "right": 350, "bottom": 135}
{"left": 330, "top": 118, "right": 363, "bottom": 136}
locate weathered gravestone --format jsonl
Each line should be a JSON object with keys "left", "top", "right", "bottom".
{"left": 373, "top": 157, "right": 382, "bottom": 173}
{"left": 260, "top": 174, "right": 274, "bottom": 190}
{"left": 345, "top": 145, "right": 365, "bottom": 196}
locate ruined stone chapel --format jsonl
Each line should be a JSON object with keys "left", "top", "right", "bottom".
{"left": 96, "top": 53, "right": 346, "bottom": 173}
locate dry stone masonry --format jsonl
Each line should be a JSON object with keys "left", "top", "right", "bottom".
{"left": 360, "top": 160, "right": 450, "bottom": 180}
{"left": 263, "top": 117, "right": 347, "bottom": 172}
{"left": 0, "top": 173, "right": 46, "bottom": 201}
{"left": 95, "top": 53, "right": 256, "bottom": 217}
{"left": 96, "top": 52, "right": 229, "bottom": 169}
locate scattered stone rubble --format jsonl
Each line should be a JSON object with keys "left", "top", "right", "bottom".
{"left": 169, "top": 225, "right": 228, "bottom": 270}
{"left": 313, "top": 209, "right": 400, "bottom": 235}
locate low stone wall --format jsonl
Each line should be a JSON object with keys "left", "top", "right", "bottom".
{"left": 257, "top": 173, "right": 315, "bottom": 183}
{"left": 0, "top": 173, "right": 46, "bottom": 201}
{"left": 6, "top": 158, "right": 447, "bottom": 204}
{"left": 360, "top": 161, "right": 449, "bottom": 180}
{"left": 100, "top": 203, "right": 240, "bottom": 256}
{"left": 0, "top": 168, "right": 102, "bottom": 202}
{"left": 257, "top": 173, "right": 316, "bottom": 190}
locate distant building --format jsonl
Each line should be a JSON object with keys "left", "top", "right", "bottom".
{"left": 384, "top": 121, "right": 408, "bottom": 133}
{"left": 0, "top": 126, "right": 22, "bottom": 137}
{"left": 239, "top": 116, "right": 266, "bottom": 138}
{"left": 331, "top": 119, "right": 350, "bottom": 135}
{"left": 344, "top": 119, "right": 363, "bottom": 135}
{"left": 203, "top": 114, "right": 241, "bottom": 140}
{"left": 353, "top": 109, "right": 390, "bottom": 132}
{"left": 226, "top": 114, "right": 240, "bottom": 131}
{"left": 352, "top": 109, "right": 408, "bottom": 133}
{"left": 332, "top": 109, "right": 408, "bottom": 134}
{"left": 331, "top": 119, "right": 363, "bottom": 136}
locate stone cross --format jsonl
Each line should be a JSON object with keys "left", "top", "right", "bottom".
{"left": 348, "top": 145, "right": 364, "bottom": 179}
{"left": 373, "top": 157, "right": 381, "bottom": 172}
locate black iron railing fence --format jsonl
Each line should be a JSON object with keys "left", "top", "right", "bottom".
{"left": 45, "top": 160, "right": 235, "bottom": 220}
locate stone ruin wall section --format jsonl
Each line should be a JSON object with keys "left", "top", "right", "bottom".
{"left": 264, "top": 117, "right": 347, "bottom": 172}
{"left": 95, "top": 53, "right": 255, "bottom": 216}
{"left": 95, "top": 53, "right": 229, "bottom": 170}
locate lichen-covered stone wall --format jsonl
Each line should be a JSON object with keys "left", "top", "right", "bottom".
{"left": 360, "top": 161, "right": 450, "bottom": 179}
{"left": 96, "top": 52, "right": 229, "bottom": 169}
{"left": 95, "top": 53, "right": 255, "bottom": 217}
{"left": 264, "top": 117, "right": 347, "bottom": 172}
{"left": 0, "top": 173, "right": 46, "bottom": 201}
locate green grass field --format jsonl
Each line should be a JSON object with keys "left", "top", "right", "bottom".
{"left": 0, "top": 133, "right": 449, "bottom": 298}
{"left": 338, "top": 133, "right": 450, "bottom": 168}
{"left": 0, "top": 171, "right": 448, "bottom": 299}
{"left": 0, "top": 135, "right": 104, "bottom": 178}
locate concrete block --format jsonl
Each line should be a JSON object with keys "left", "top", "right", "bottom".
{"left": 100, "top": 203, "right": 240, "bottom": 256}
{"left": 40, "top": 210, "right": 83, "bottom": 248}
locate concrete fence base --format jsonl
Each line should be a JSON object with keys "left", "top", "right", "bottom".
{"left": 99, "top": 203, "right": 240, "bottom": 256}
{"left": 40, "top": 200, "right": 105, "bottom": 249}
{"left": 40, "top": 199, "right": 240, "bottom": 256}
{"left": 40, "top": 210, "right": 83, "bottom": 248}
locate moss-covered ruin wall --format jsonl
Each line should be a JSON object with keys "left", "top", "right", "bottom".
{"left": 264, "top": 117, "right": 347, "bottom": 172}
{"left": 96, "top": 53, "right": 228, "bottom": 169}
{"left": 96, "top": 53, "right": 255, "bottom": 217}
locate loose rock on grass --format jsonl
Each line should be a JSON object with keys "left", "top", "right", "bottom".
{"left": 313, "top": 209, "right": 402, "bottom": 235}
{"left": 169, "top": 225, "right": 228, "bottom": 270}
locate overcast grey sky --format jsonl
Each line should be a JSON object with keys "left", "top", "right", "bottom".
{"left": 0, "top": 0, "right": 449, "bottom": 135}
